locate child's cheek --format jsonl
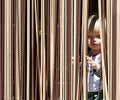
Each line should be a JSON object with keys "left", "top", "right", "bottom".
{"left": 97, "top": 39, "right": 101, "bottom": 43}
{"left": 88, "top": 39, "right": 90, "bottom": 44}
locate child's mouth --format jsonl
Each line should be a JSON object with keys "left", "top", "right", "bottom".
{"left": 92, "top": 44, "right": 97, "bottom": 45}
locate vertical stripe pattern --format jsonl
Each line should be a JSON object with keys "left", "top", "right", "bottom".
{"left": 0, "top": 0, "right": 120, "bottom": 100}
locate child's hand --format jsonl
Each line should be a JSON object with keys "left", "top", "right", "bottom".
{"left": 86, "top": 56, "right": 97, "bottom": 70}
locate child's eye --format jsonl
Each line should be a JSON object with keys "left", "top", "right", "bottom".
{"left": 88, "top": 35, "right": 100, "bottom": 39}
{"left": 88, "top": 36, "right": 92, "bottom": 39}
{"left": 96, "top": 35, "right": 100, "bottom": 38}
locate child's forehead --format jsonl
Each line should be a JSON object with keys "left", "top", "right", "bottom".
{"left": 88, "top": 32, "right": 100, "bottom": 36}
{"left": 88, "top": 31, "right": 100, "bottom": 35}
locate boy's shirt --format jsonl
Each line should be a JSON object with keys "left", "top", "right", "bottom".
{"left": 87, "top": 54, "right": 103, "bottom": 92}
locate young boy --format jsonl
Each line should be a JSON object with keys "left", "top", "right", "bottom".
{"left": 87, "top": 15, "right": 103, "bottom": 100}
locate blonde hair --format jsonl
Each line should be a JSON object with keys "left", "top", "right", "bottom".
{"left": 88, "top": 15, "right": 100, "bottom": 34}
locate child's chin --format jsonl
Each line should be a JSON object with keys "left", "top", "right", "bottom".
{"left": 92, "top": 45, "right": 99, "bottom": 48}
{"left": 92, "top": 48, "right": 100, "bottom": 50}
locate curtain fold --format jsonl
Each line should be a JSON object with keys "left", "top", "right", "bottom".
{"left": 0, "top": 0, "right": 120, "bottom": 100}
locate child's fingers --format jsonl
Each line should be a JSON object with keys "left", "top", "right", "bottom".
{"left": 86, "top": 56, "right": 98, "bottom": 69}
{"left": 86, "top": 57, "right": 96, "bottom": 66}
{"left": 86, "top": 56, "right": 92, "bottom": 62}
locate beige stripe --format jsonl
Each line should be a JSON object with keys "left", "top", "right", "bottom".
{"left": 18, "top": 0, "right": 21, "bottom": 80}
{"left": 73, "top": 0, "right": 77, "bottom": 99}
{"left": 26, "top": 0, "right": 30, "bottom": 99}
{"left": 15, "top": 0, "right": 21, "bottom": 99}
{"left": 60, "top": 0, "right": 65, "bottom": 99}
{"left": 4, "top": 0, "right": 12, "bottom": 99}
{"left": 106, "top": 0, "right": 112, "bottom": 99}
{"left": 82, "top": 0, "right": 88, "bottom": 99}
{"left": 41, "top": 0, "right": 46, "bottom": 99}
{"left": 50, "top": 0, "right": 55, "bottom": 100}
{"left": 98, "top": 0, "right": 109, "bottom": 99}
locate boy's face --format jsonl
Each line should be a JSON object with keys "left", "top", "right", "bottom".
{"left": 88, "top": 33, "right": 101, "bottom": 50}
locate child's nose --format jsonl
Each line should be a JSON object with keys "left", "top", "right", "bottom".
{"left": 93, "top": 37, "right": 97, "bottom": 40}
{"left": 91, "top": 37, "right": 97, "bottom": 41}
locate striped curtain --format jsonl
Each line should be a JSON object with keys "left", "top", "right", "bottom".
{"left": 0, "top": 0, "right": 120, "bottom": 100}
